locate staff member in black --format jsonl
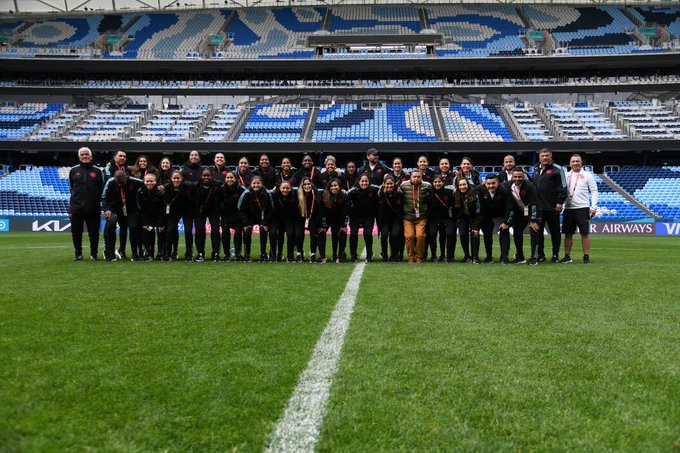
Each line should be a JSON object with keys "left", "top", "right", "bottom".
{"left": 390, "top": 157, "right": 409, "bottom": 186}
{"left": 478, "top": 174, "right": 513, "bottom": 264}
{"left": 347, "top": 174, "right": 379, "bottom": 262}
{"left": 272, "top": 180, "right": 300, "bottom": 262}
{"left": 508, "top": 168, "right": 539, "bottom": 264}
{"left": 69, "top": 147, "right": 104, "bottom": 261}
{"left": 220, "top": 172, "right": 245, "bottom": 261}
{"left": 298, "top": 177, "right": 326, "bottom": 263}
{"left": 427, "top": 175, "right": 456, "bottom": 262}
{"left": 293, "top": 154, "right": 321, "bottom": 187}
{"left": 158, "top": 157, "right": 174, "bottom": 185}
{"left": 157, "top": 157, "right": 175, "bottom": 259}
{"left": 238, "top": 176, "right": 273, "bottom": 262}
{"left": 498, "top": 154, "right": 524, "bottom": 184}
{"left": 103, "top": 149, "right": 128, "bottom": 181}
{"left": 253, "top": 153, "right": 279, "bottom": 190}
{"left": 341, "top": 161, "right": 358, "bottom": 190}
{"left": 102, "top": 170, "right": 143, "bottom": 262}
{"left": 136, "top": 172, "right": 165, "bottom": 261}
{"left": 195, "top": 169, "right": 222, "bottom": 262}
{"left": 319, "top": 155, "right": 343, "bottom": 189}
{"left": 180, "top": 150, "right": 206, "bottom": 183}
{"left": 163, "top": 171, "right": 197, "bottom": 262}
{"left": 454, "top": 178, "right": 481, "bottom": 264}
{"left": 358, "top": 148, "right": 390, "bottom": 185}
{"left": 378, "top": 176, "right": 404, "bottom": 262}
{"left": 322, "top": 178, "right": 349, "bottom": 263}
{"left": 531, "top": 148, "right": 567, "bottom": 263}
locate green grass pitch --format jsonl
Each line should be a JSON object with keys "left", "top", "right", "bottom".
{"left": 1, "top": 233, "right": 679, "bottom": 452}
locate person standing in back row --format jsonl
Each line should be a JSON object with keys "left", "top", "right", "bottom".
{"left": 561, "top": 154, "right": 598, "bottom": 264}
{"left": 357, "top": 148, "right": 391, "bottom": 185}
{"left": 531, "top": 148, "right": 567, "bottom": 263}
{"left": 69, "top": 147, "right": 104, "bottom": 261}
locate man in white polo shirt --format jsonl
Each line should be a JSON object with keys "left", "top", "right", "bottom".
{"left": 561, "top": 154, "right": 598, "bottom": 264}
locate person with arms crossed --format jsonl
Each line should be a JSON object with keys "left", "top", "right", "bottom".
{"left": 401, "top": 170, "right": 432, "bottom": 263}
{"left": 561, "top": 154, "right": 598, "bottom": 264}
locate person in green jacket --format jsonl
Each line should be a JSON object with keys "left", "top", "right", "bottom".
{"left": 401, "top": 170, "right": 432, "bottom": 263}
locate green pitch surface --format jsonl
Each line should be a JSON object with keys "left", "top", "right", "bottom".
{"left": 1, "top": 233, "right": 679, "bottom": 452}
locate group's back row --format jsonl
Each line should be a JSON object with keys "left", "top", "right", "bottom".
{"left": 102, "top": 149, "right": 517, "bottom": 190}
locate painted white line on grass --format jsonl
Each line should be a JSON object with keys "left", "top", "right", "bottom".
{"left": 265, "top": 252, "right": 367, "bottom": 453}
{"left": 1, "top": 245, "right": 71, "bottom": 250}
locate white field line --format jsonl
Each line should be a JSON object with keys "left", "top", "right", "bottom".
{"left": 265, "top": 252, "right": 367, "bottom": 453}
{"left": 0, "top": 244, "right": 71, "bottom": 250}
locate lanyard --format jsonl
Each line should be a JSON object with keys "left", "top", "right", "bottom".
{"left": 168, "top": 187, "right": 181, "bottom": 206}
{"left": 384, "top": 194, "right": 395, "bottom": 212}
{"left": 238, "top": 173, "right": 246, "bottom": 187}
{"left": 434, "top": 192, "right": 447, "bottom": 207}
{"left": 306, "top": 190, "right": 315, "bottom": 218}
{"left": 412, "top": 184, "right": 420, "bottom": 210}
{"left": 310, "top": 167, "right": 315, "bottom": 181}
{"left": 568, "top": 172, "right": 580, "bottom": 196}
{"left": 119, "top": 186, "right": 126, "bottom": 205}
{"left": 254, "top": 192, "right": 264, "bottom": 215}
{"left": 512, "top": 184, "right": 521, "bottom": 201}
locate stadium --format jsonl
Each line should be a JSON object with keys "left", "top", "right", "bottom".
{"left": 1, "top": 0, "right": 679, "bottom": 451}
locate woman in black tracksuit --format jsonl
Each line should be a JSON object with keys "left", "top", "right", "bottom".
{"left": 277, "top": 157, "right": 295, "bottom": 187}
{"left": 157, "top": 157, "right": 175, "bottom": 259}
{"left": 298, "top": 177, "right": 326, "bottom": 263}
{"left": 378, "top": 176, "right": 404, "bottom": 262}
{"left": 272, "top": 181, "right": 300, "bottom": 262}
{"left": 238, "top": 176, "right": 273, "bottom": 262}
{"left": 390, "top": 157, "right": 410, "bottom": 187}
{"left": 236, "top": 156, "right": 254, "bottom": 188}
{"left": 454, "top": 178, "right": 481, "bottom": 264}
{"left": 163, "top": 171, "right": 197, "bottom": 261}
{"left": 220, "top": 172, "right": 244, "bottom": 261}
{"left": 195, "top": 169, "right": 222, "bottom": 262}
{"left": 341, "top": 161, "right": 358, "bottom": 191}
{"left": 136, "top": 172, "right": 165, "bottom": 261}
{"left": 427, "top": 175, "right": 457, "bottom": 262}
{"left": 321, "top": 178, "right": 349, "bottom": 263}
{"left": 346, "top": 174, "right": 379, "bottom": 262}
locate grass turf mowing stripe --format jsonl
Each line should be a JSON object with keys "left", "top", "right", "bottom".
{"left": 265, "top": 251, "right": 367, "bottom": 453}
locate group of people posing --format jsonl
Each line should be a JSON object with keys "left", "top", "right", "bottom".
{"left": 68, "top": 147, "right": 597, "bottom": 264}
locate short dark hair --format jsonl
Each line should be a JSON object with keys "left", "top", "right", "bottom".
{"left": 485, "top": 173, "right": 498, "bottom": 181}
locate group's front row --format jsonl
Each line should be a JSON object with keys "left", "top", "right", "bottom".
{"left": 90, "top": 167, "right": 551, "bottom": 265}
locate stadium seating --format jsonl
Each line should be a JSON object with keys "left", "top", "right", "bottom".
{"left": 55, "top": 104, "right": 150, "bottom": 142}
{"left": 506, "top": 103, "right": 553, "bottom": 141}
{"left": 0, "top": 103, "right": 67, "bottom": 140}
{"left": 593, "top": 174, "right": 650, "bottom": 221}
{"left": 428, "top": 5, "right": 525, "bottom": 57}
{"left": 312, "top": 103, "right": 437, "bottom": 142}
{"left": 440, "top": 104, "right": 513, "bottom": 141}
{"left": 327, "top": 6, "right": 421, "bottom": 35}
{"left": 0, "top": 166, "right": 70, "bottom": 216}
{"left": 115, "top": 13, "right": 181, "bottom": 59}
{"left": 540, "top": 102, "right": 626, "bottom": 140}
{"left": 607, "top": 166, "right": 680, "bottom": 220}
{"left": 16, "top": 17, "right": 104, "bottom": 49}
{"left": 133, "top": 104, "right": 212, "bottom": 142}
{"left": 629, "top": 7, "right": 680, "bottom": 37}
{"left": 606, "top": 101, "right": 680, "bottom": 140}
{"left": 237, "top": 104, "right": 308, "bottom": 142}
{"left": 200, "top": 105, "right": 243, "bottom": 142}
{"left": 524, "top": 5, "right": 638, "bottom": 53}
{"left": 220, "top": 8, "right": 323, "bottom": 59}
{"left": 133, "top": 10, "right": 227, "bottom": 59}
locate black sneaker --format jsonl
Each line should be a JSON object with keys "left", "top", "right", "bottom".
{"left": 223, "top": 255, "right": 230, "bottom": 262}
{"left": 243, "top": 255, "right": 252, "bottom": 263}
{"left": 90, "top": 254, "right": 98, "bottom": 261}
{"left": 583, "top": 255, "right": 591, "bottom": 264}
{"left": 429, "top": 256, "right": 437, "bottom": 263}
{"left": 472, "top": 258, "right": 481, "bottom": 265}
{"left": 551, "top": 255, "right": 559, "bottom": 264}
{"left": 212, "top": 253, "right": 220, "bottom": 262}
{"left": 501, "top": 258, "right": 510, "bottom": 265}
{"left": 194, "top": 254, "right": 205, "bottom": 262}
{"left": 309, "top": 253, "right": 316, "bottom": 264}
{"left": 104, "top": 255, "right": 116, "bottom": 262}
{"left": 437, "top": 256, "right": 446, "bottom": 263}
{"left": 350, "top": 255, "right": 358, "bottom": 263}
{"left": 559, "top": 255, "right": 573, "bottom": 264}
{"left": 527, "top": 258, "right": 538, "bottom": 266}
{"left": 381, "top": 253, "right": 389, "bottom": 263}
{"left": 319, "top": 257, "right": 327, "bottom": 264}
{"left": 184, "top": 255, "right": 194, "bottom": 263}
{"left": 512, "top": 257, "right": 526, "bottom": 264}
{"left": 260, "top": 255, "right": 269, "bottom": 263}
{"left": 74, "top": 254, "right": 83, "bottom": 261}
{"left": 537, "top": 256, "right": 546, "bottom": 263}
{"left": 144, "top": 255, "right": 154, "bottom": 262}
{"left": 366, "top": 254, "right": 373, "bottom": 263}
{"left": 117, "top": 250, "right": 127, "bottom": 260}
{"left": 131, "top": 255, "right": 142, "bottom": 262}
{"left": 482, "top": 257, "right": 493, "bottom": 264}
{"left": 162, "top": 255, "right": 170, "bottom": 262}
{"left": 155, "top": 254, "right": 162, "bottom": 261}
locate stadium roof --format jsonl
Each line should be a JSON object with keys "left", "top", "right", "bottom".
{"left": 1, "top": 0, "right": 678, "bottom": 15}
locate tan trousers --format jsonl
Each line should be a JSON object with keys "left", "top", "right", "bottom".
{"left": 404, "top": 219, "right": 427, "bottom": 261}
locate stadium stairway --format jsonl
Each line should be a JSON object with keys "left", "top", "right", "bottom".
{"left": 598, "top": 172, "right": 661, "bottom": 220}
